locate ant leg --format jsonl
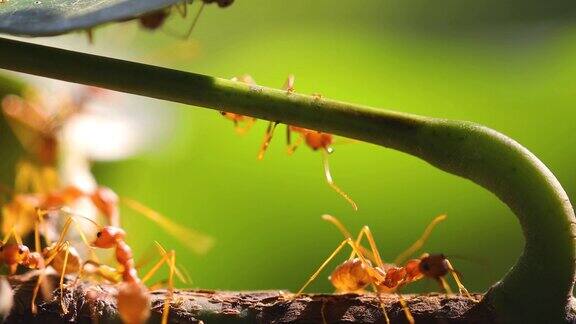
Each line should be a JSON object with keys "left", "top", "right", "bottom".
{"left": 82, "top": 260, "right": 121, "bottom": 283}
{"left": 235, "top": 118, "right": 256, "bottom": 135}
{"left": 140, "top": 247, "right": 177, "bottom": 285}
{"left": 394, "top": 214, "right": 447, "bottom": 265}
{"left": 296, "top": 238, "right": 370, "bottom": 295}
{"left": 321, "top": 150, "right": 358, "bottom": 211}
{"left": 139, "top": 244, "right": 177, "bottom": 324}
{"left": 30, "top": 270, "right": 44, "bottom": 314}
{"left": 286, "top": 129, "right": 302, "bottom": 155}
{"left": 437, "top": 276, "right": 453, "bottom": 294}
{"left": 57, "top": 242, "right": 71, "bottom": 314}
{"left": 396, "top": 290, "right": 415, "bottom": 324}
{"left": 354, "top": 226, "right": 385, "bottom": 268}
{"left": 370, "top": 284, "right": 390, "bottom": 324}
{"left": 174, "top": 1, "right": 188, "bottom": 17}
{"left": 160, "top": 252, "right": 176, "bottom": 324}
{"left": 444, "top": 259, "right": 474, "bottom": 299}
{"left": 257, "top": 121, "right": 278, "bottom": 160}
{"left": 184, "top": 1, "right": 206, "bottom": 39}
{"left": 86, "top": 29, "right": 95, "bottom": 44}
{"left": 321, "top": 215, "right": 382, "bottom": 266}
{"left": 153, "top": 241, "right": 189, "bottom": 284}
{"left": 122, "top": 198, "right": 214, "bottom": 255}
{"left": 320, "top": 299, "right": 328, "bottom": 324}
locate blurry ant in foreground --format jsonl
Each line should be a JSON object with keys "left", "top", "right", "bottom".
{"left": 295, "top": 214, "right": 473, "bottom": 324}
{"left": 138, "top": 0, "right": 234, "bottom": 39}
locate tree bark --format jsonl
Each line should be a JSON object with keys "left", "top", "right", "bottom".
{"left": 4, "top": 274, "right": 488, "bottom": 324}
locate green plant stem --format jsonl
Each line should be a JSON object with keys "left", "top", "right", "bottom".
{"left": 0, "top": 37, "right": 574, "bottom": 322}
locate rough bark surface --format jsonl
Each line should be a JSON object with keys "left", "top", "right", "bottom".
{"left": 3, "top": 274, "right": 490, "bottom": 324}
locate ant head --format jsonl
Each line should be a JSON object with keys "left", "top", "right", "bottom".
{"left": 1, "top": 244, "right": 30, "bottom": 265}
{"left": 418, "top": 254, "right": 449, "bottom": 279}
{"left": 92, "top": 226, "right": 125, "bottom": 249}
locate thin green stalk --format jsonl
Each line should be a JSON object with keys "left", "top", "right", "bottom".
{"left": 0, "top": 37, "right": 574, "bottom": 322}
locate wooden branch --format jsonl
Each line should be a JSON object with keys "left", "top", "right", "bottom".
{"left": 5, "top": 273, "right": 487, "bottom": 324}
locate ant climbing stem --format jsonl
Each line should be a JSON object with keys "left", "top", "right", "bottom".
{"left": 255, "top": 75, "right": 358, "bottom": 210}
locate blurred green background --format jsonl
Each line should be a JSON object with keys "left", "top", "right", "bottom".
{"left": 3, "top": 0, "right": 576, "bottom": 294}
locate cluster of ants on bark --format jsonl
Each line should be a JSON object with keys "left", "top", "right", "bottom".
{"left": 0, "top": 2, "right": 477, "bottom": 323}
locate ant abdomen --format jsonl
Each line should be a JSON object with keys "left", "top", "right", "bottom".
{"left": 329, "top": 258, "right": 373, "bottom": 292}
{"left": 139, "top": 11, "right": 169, "bottom": 30}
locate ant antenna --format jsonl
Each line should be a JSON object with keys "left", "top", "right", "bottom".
{"left": 321, "top": 150, "right": 358, "bottom": 211}
{"left": 394, "top": 214, "right": 447, "bottom": 264}
{"left": 184, "top": 1, "right": 206, "bottom": 39}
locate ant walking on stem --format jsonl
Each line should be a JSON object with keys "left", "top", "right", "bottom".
{"left": 222, "top": 75, "right": 358, "bottom": 210}
{"left": 295, "top": 214, "right": 473, "bottom": 324}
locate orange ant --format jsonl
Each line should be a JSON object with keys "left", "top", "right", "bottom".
{"left": 254, "top": 75, "right": 358, "bottom": 210}
{"left": 2, "top": 182, "right": 213, "bottom": 258}
{"left": 296, "top": 214, "right": 472, "bottom": 324}
{"left": 90, "top": 223, "right": 178, "bottom": 324}
{"left": 33, "top": 208, "right": 186, "bottom": 321}
{"left": 0, "top": 222, "right": 80, "bottom": 315}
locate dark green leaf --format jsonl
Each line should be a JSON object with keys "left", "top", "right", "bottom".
{"left": 0, "top": 0, "right": 182, "bottom": 36}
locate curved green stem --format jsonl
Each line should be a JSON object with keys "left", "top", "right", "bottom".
{"left": 0, "top": 37, "right": 574, "bottom": 322}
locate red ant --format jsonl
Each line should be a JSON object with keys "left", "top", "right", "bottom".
{"left": 34, "top": 208, "right": 186, "bottom": 320}
{"left": 254, "top": 75, "right": 358, "bottom": 210}
{"left": 296, "top": 214, "right": 472, "bottom": 324}
{"left": 2, "top": 182, "right": 213, "bottom": 258}
{"left": 0, "top": 223, "right": 78, "bottom": 314}
{"left": 90, "top": 223, "right": 178, "bottom": 324}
